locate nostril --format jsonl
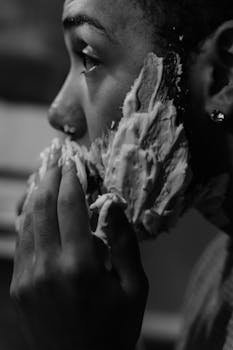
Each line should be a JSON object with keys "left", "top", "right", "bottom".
{"left": 48, "top": 104, "right": 88, "bottom": 140}
{"left": 63, "top": 124, "right": 77, "bottom": 135}
{"left": 47, "top": 106, "right": 64, "bottom": 132}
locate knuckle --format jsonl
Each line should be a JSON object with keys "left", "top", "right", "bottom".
{"left": 33, "top": 190, "right": 55, "bottom": 211}
{"left": 59, "top": 253, "right": 80, "bottom": 277}
{"left": 33, "top": 256, "right": 58, "bottom": 287}
{"left": 59, "top": 251, "right": 98, "bottom": 283}
{"left": 10, "top": 274, "right": 32, "bottom": 302}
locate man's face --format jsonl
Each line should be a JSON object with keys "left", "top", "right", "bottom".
{"left": 48, "top": 0, "right": 155, "bottom": 146}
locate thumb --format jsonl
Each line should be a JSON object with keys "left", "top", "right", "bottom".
{"left": 97, "top": 200, "right": 147, "bottom": 293}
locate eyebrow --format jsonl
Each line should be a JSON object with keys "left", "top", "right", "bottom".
{"left": 63, "top": 14, "right": 115, "bottom": 42}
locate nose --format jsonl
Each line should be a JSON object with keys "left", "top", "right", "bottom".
{"left": 48, "top": 74, "right": 87, "bottom": 139}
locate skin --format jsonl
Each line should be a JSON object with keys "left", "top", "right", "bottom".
{"left": 48, "top": 0, "right": 155, "bottom": 146}
{"left": 10, "top": 0, "right": 233, "bottom": 349}
{"left": 11, "top": 1, "right": 153, "bottom": 349}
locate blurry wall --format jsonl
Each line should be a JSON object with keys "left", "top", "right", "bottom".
{"left": 0, "top": 0, "right": 68, "bottom": 103}
{"left": 0, "top": 2, "right": 68, "bottom": 349}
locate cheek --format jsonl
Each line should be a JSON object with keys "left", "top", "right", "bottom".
{"left": 85, "top": 73, "right": 135, "bottom": 141}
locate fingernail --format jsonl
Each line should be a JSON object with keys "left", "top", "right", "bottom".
{"left": 61, "top": 158, "right": 74, "bottom": 175}
{"left": 90, "top": 195, "right": 109, "bottom": 211}
{"left": 48, "top": 141, "right": 61, "bottom": 167}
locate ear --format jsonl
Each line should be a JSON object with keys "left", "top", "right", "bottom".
{"left": 204, "top": 20, "right": 233, "bottom": 123}
{"left": 184, "top": 20, "right": 233, "bottom": 183}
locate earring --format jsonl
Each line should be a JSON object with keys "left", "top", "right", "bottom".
{"left": 209, "top": 110, "right": 225, "bottom": 124}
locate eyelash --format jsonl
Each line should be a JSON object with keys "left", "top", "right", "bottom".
{"left": 75, "top": 51, "right": 101, "bottom": 74}
{"left": 79, "top": 51, "right": 101, "bottom": 74}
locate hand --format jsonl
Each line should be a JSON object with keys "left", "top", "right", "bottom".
{"left": 10, "top": 148, "right": 149, "bottom": 350}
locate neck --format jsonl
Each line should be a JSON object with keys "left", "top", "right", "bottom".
{"left": 220, "top": 133, "right": 233, "bottom": 236}
{"left": 187, "top": 125, "right": 233, "bottom": 236}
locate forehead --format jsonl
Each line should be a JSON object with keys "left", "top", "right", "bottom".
{"left": 63, "top": 0, "right": 145, "bottom": 40}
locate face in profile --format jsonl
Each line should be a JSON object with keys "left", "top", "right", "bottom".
{"left": 46, "top": 0, "right": 233, "bottom": 233}
{"left": 49, "top": 0, "right": 233, "bottom": 169}
{"left": 48, "top": 0, "right": 155, "bottom": 146}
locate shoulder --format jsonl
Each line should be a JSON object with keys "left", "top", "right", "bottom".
{"left": 177, "top": 232, "right": 231, "bottom": 350}
{"left": 183, "top": 233, "right": 229, "bottom": 303}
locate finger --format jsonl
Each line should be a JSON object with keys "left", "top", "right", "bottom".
{"left": 15, "top": 189, "right": 29, "bottom": 232}
{"left": 17, "top": 186, "right": 37, "bottom": 260}
{"left": 16, "top": 192, "right": 27, "bottom": 216}
{"left": 97, "top": 201, "right": 146, "bottom": 291}
{"left": 58, "top": 159, "right": 91, "bottom": 249}
{"left": 33, "top": 148, "right": 62, "bottom": 253}
{"left": 13, "top": 204, "right": 35, "bottom": 285}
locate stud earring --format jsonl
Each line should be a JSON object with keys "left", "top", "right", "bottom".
{"left": 209, "top": 110, "right": 225, "bottom": 124}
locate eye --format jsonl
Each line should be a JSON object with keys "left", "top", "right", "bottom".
{"left": 70, "top": 40, "right": 102, "bottom": 74}
{"left": 82, "top": 52, "right": 100, "bottom": 73}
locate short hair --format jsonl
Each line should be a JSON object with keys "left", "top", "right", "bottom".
{"left": 133, "top": 0, "right": 232, "bottom": 124}
{"left": 135, "top": 0, "right": 233, "bottom": 54}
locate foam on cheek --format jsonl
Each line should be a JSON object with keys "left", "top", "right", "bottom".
{"left": 23, "top": 51, "right": 230, "bottom": 240}
{"left": 82, "top": 52, "right": 191, "bottom": 240}
{"left": 21, "top": 52, "right": 191, "bottom": 241}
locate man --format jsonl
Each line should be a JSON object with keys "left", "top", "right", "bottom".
{"left": 10, "top": 0, "right": 233, "bottom": 349}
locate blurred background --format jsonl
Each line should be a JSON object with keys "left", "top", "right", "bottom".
{"left": 0, "top": 1, "right": 219, "bottom": 349}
